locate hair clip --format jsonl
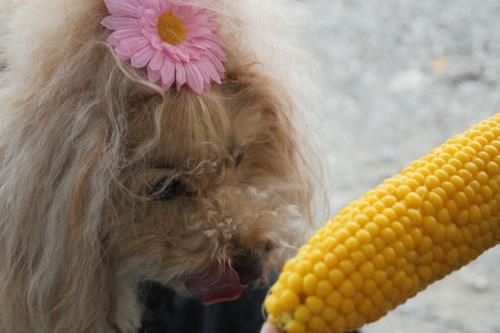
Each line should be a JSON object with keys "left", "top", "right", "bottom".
{"left": 101, "top": 0, "right": 226, "bottom": 94}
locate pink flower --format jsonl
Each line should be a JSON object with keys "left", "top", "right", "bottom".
{"left": 101, "top": 0, "right": 226, "bottom": 94}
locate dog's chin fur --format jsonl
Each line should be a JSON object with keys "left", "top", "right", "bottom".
{"left": 0, "top": 0, "right": 322, "bottom": 332}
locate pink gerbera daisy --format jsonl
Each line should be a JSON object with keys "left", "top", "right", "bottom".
{"left": 101, "top": 0, "right": 226, "bottom": 94}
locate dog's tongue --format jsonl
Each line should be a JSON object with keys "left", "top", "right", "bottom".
{"left": 183, "top": 262, "right": 245, "bottom": 305}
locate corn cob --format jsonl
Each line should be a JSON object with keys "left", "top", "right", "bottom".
{"left": 264, "top": 113, "right": 500, "bottom": 333}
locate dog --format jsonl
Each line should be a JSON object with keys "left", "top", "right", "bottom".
{"left": 0, "top": 0, "right": 321, "bottom": 332}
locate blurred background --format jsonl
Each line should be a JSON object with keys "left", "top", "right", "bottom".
{"left": 303, "top": 0, "right": 500, "bottom": 332}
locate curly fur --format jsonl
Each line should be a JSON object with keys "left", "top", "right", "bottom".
{"left": 0, "top": 0, "right": 322, "bottom": 332}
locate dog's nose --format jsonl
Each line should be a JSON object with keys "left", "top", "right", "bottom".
{"left": 232, "top": 252, "right": 263, "bottom": 285}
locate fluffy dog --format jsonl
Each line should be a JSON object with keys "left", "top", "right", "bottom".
{"left": 0, "top": 0, "right": 320, "bottom": 332}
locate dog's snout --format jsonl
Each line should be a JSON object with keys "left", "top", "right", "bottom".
{"left": 232, "top": 253, "right": 263, "bottom": 285}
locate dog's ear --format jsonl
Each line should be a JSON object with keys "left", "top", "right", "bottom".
{"left": 0, "top": 102, "right": 118, "bottom": 332}
{"left": 0, "top": 2, "right": 135, "bottom": 331}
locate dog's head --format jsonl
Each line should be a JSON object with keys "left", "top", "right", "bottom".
{"left": 117, "top": 76, "right": 314, "bottom": 303}
{"left": 0, "top": 0, "right": 319, "bottom": 329}
{"left": 106, "top": 60, "right": 319, "bottom": 306}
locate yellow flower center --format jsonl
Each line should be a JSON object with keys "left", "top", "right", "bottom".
{"left": 157, "top": 12, "right": 186, "bottom": 45}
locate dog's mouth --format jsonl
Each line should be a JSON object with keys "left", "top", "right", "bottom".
{"left": 182, "top": 262, "right": 245, "bottom": 305}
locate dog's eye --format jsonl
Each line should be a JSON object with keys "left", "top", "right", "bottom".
{"left": 264, "top": 241, "right": 275, "bottom": 253}
{"left": 234, "top": 152, "right": 244, "bottom": 167}
{"left": 149, "top": 178, "right": 194, "bottom": 201}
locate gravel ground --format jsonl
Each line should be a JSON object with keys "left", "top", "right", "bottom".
{"left": 299, "top": 0, "right": 500, "bottom": 332}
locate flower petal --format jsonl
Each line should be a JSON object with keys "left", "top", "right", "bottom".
{"left": 162, "top": 44, "right": 189, "bottom": 62}
{"left": 199, "top": 56, "right": 222, "bottom": 84}
{"left": 141, "top": 9, "right": 159, "bottom": 29}
{"left": 191, "top": 60, "right": 210, "bottom": 86}
{"left": 149, "top": 51, "right": 164, "bottom": 71}
{"left": 115, "top": 48, "right": 130, "bottom": 60}
{"left": 185, "top": 27, "right": 212, "bottom": 39}
{"left": 144, "top": 34, "right": 164, "bottom": 50}
{"left": 101, "top": 16, "right": 139, "bottom": 30}
{"left": 116, "top": 37, "right": 150, "bottom": 58}
{"left": 207, "top": 43, "right": 226, "bottom": 62}
{"left": 160, "top": 58, "right": 176, "bottom": 89}
{"left": 178, "top": 44, "right": 200, "bottom": 61}
{"left": 159, "top": 0, "right": 169, "bottom": 13}
{"left": 175, "top": 63, "right": 187, "bottom": 89}
{"left": 205, "top": 50, "right": 225, "bottom": 74}
{"left": 117, "top": 0, "right": 140, "bottom": 6}
{"left": 185, "top": 63, "right": 205, "bottom": 94}
{"left": 147, "top": 65, "right": 161, "bottom": 84}
{"left": 131, "top": 45, "right": 155, "bottom": 68}
{"left": 144, "top": 0, "right": 162, "bottom": 14}
{"left": 175, "top": 5, "right": 196, "bottom": 20}
{"left": 107, "top": 29, "right": 143, "bottom": 46}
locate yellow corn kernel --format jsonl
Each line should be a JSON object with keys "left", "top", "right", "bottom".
{"left": 309, "top": 316, "right": 327, "bottom": 332}
{"left": 265, "top": 113, "right": 500, "bottom": 332}
{"left": 285, "top": 320, "right": 306, "bottom": 333}
{"left": 303, "top": 273, "right": 317, "bottom": 295}
{"left": 316, "top": 280, "right": 333, "bottom": 297}
{"left": 286, "top": 273, "right": 303, "bottom": 294}
{"left": 294, "top": 305, "right": 311, "bottom": 323}
{"left": 279, "top": 290, "right": 300, "bottom": 311}
{"left": 306, "top": 296, "right": 325, "bottom": 315}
